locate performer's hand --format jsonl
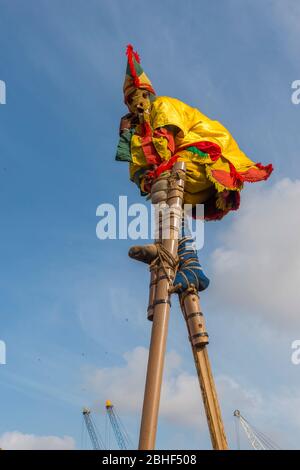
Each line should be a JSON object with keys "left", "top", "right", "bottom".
{"left": 119, "top": 113, "right": 136, "bottom": 135}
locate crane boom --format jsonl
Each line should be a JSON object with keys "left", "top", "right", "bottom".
{"left": 82, "top": 408, "right": 105, "bottom": 450}
{"left": 105, "top": 400, "right": 130, "bottom": 450}
{"left": 234, "top": 410, "right": 280, "bottom": 450}
{"left": 234, "top": 410, "right": 266, "bottom": 450}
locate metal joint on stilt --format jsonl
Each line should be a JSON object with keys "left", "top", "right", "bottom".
{"left": 186, "top": 311, "right": 204, "bottom": 319}
{"left": 188, "top": 332, "right": 209, "bottom": 346}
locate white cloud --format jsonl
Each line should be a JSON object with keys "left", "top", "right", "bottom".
{"left": 86, "top": 346, "right": 205, "bottom": 430}
{"left": 85, "top": 345, "right": 300, "bottom": 449}
{"left": 210, "top": 178, "right": 300, "bottom": 327}
{"left": 86, "top": 348, "right": 244, "bottom": 429}
{"left": 0, "top": 431, "right": 75, "bottom": 450}
{"left": 87, "top": 347, "right": 148, "bottom": 414}
{"left": 217, "top": 375, "right": 300, "bottom": 449}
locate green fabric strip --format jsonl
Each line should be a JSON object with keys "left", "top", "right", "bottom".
{"left": 115, "top": 129, "right": 135, "bottom": 163}
{"left": 186, "top": 146, "right": 209, "bottom": 158}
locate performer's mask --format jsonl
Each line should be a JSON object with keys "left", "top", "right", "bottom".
{"left": 126, "top": 89, "right": 151, "bottom": 118}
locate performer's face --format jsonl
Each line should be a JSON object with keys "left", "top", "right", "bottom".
{"left": 126, "top": 89, "right": 151, "bottom": 117}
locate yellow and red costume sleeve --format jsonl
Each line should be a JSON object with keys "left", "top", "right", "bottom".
{"left": 124, "top": 96, "right": 273, "bottom": 220}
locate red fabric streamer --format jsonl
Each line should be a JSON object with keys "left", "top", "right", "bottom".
{"left": 126, "top": 44, "right": 141, "bottom": 88}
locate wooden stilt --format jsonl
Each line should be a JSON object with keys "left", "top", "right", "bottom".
{"left": 180, "top": 290, "right": 228, "bottom": 450}
{"left": 138, "top": 162, "right": 186, "bottom": 450}
{"left": 136, "top": 162, "right": 228, "bottom": 450}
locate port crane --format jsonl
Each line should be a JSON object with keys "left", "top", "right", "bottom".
{"left": 105, "top": 400, "right": 133, "bottom": 450}
{"left": 82, "top": 407, "right": 105, "bottom": 450}
{"left": 234, "top": 410, "right": 280, "bottom": 450}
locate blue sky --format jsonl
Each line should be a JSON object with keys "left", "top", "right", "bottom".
{"left": 0, "top": 0, "right": 300, "bottom": 450}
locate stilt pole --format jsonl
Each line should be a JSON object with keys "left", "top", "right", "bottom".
{"left": 180, "top": 290, "right": 228, "bottom": 450}
{"left": 138, "top": 162, "right": 186, "bottom": 450}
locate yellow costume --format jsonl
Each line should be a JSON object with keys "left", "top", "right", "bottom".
{"left": 117, "top": 46, "right": 273, "bottom": 220}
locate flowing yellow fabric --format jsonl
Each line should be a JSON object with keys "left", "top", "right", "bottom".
{"left": 130, "top": 96, "right": 258, "bottom": 193}
{"left": 127, "top": 96, "right": 273, "bottom": 219}
{"left": 150, "top": 96, "right": 254, "bottom": 171}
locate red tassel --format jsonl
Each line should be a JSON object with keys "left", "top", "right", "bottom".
{"left": 126, "top": 44, "right": 140, "bottom": 88}
{"left": 255, "top": 162, "right": 274, "bottom": 179}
